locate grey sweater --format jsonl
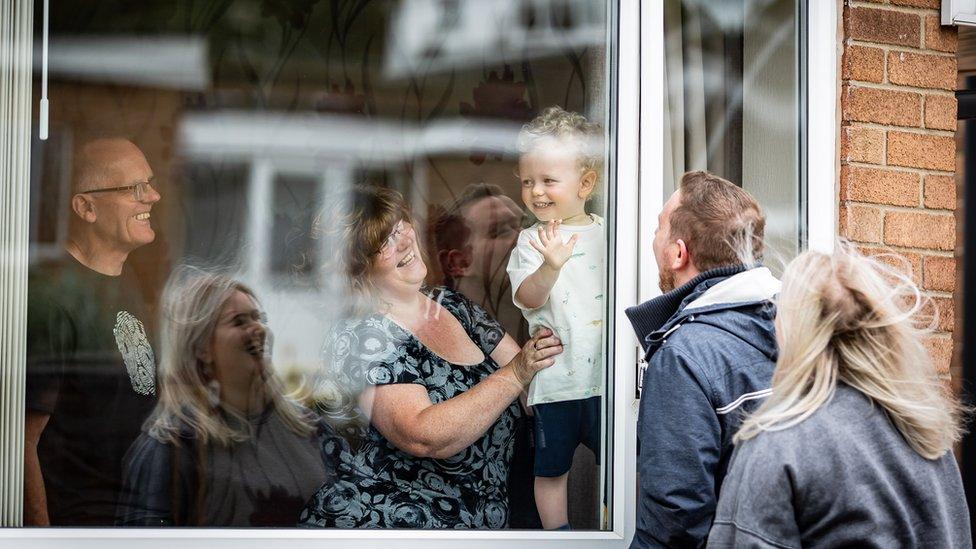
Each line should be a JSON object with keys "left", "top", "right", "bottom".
{"left": 708, "top": 384, "right": 971, "bottom": 549}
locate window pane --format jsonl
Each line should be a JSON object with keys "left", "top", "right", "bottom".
{"left": 179, "top": 162, "right": 249, "bottom": 265}
{"left": 664, "top": 0, "right": 801, "bottom": 259}
{"left": 270, "top": 173, "right": 319, "bottom": 280}
{"left": 24, "top": 0, "right": 614, "bottom": 532}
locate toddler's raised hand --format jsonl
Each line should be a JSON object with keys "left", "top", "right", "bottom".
{"left": 529, "top": 219, "right": 579, "bottom": 269}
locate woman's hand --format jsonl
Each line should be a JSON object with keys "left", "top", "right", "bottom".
{"left": 368, "top": 329, "right": 562, "bottom": 459}
{"left": 509, "top": 327, "right": 563, "bottom": 387}
{"left": 529, "top": 220, "right": 579, "bottom": 270}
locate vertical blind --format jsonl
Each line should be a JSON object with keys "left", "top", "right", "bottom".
{"left": 0, "top": 0, "right": 32, "bottom": 527}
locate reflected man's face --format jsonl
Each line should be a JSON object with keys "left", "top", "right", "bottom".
{"left": 84, "top": 141, "right": 160, "bottom": 252}
{"left": 460, "top": 195, "right": 523, "bottom": 282}
{"left": 653, "top": 190, "right": 681, "bottom": 292}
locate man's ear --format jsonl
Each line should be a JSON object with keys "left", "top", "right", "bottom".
{"left": 672, "top": 238, "right": 691, "bottom": 271}
{"left": 443, "top": 247, "right": 473, "bottom": 277}
{"left": 578, "top": 170, "right": 598, "bottom": 200}
{"left": 71, "top": 194, "right": 97, "bottom": 224}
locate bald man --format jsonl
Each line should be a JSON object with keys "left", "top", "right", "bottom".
{"left": 25, "top": 138, "right": 161, "bottom": 525}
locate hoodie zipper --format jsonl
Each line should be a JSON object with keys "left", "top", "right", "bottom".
{"left": 637, "top": 314, "right": 699, "bottom": 397}
{"left": 646, "top": 314, "right": 697, "bottom": 347}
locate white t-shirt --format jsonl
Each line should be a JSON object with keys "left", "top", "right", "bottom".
{"left": 506, "top": 215, "right": 605, "bottom": 406}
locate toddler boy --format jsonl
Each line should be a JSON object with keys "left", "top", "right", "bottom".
{"left": 506, "top": 106, "right": 604, "bottom": 530}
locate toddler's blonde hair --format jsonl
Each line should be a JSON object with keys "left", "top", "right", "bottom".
{"left": 517, "top": 106, "right": 603, "bottom": 179}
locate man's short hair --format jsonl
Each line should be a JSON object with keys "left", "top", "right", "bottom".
{"left": 71, "top": 137, "right": 138, "bottom": 194}
{"left": 670, "top": 171, "right": 765, "bottom": 272}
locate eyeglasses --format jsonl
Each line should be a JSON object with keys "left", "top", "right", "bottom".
{"left": 376, "top": 220, "right": 411, "bottom": 259}
{"left": 80, "top": 179, "right": 157, "bottom": 202}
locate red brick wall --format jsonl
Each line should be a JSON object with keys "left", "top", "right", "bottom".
{"left": 840, "top": 0, "right": 959, "bottom": 381}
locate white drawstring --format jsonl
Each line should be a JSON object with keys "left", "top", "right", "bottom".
{"left": 38, "top": 0, "right": 49, "bottom": 140}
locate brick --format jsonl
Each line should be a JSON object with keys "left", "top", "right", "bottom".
{"left": 923, "top": 174, "right": 956, "bottom": 209}
{"left": 925, "top": 15, "right": 958, "bottom": 53}
{"left": 858, "top": 245, "right": 922, "bottom": 282}
{"left": 884, "top": 210, "right": 955, "bottom": 250}
{"left": 927, "top": 296, "right": 955, "bottom": 333}
{"left": 924, "top": 95, "right": 957, "bottom": 131}
{"left": 843, "top": 45, "right": 884, "bottom": 83}
{"left": 842, "top": 126, "right": 885, "bottom": 164}
{"left": 846, "top": 7, "right": 921, "bottom": 48}
{"left": 922, "top": 335, "right": 953, "bottom": 374}
{"left": 891, "top": 0, "right": 940, "bottom": 7}
{"left": 839, "top": 203, "right": 884, "bottom": 243}
{"left": 923, "top": 255, "right": 955, "bottom": 291}
{"left": 841, "top": 166, "right": 920, "bottom": 206}
{"left": 887, "top": 51, "right": 956, "bottom": 90}
{"left": 886, "top": 131, "right": 955, "bottom": 171}
{"left": 843, "top": 86, "right": 921, "bottom": 127}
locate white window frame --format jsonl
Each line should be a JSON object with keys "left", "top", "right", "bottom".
{"left": 0, "top": 0, "right": 837, "bottom": 546}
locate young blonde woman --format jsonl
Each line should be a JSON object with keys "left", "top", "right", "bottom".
{"left": 708, "top": 244, "right": 971, "bottom": 548}
{"left": 117, "top": 268, "right": 336, "bottom": 526}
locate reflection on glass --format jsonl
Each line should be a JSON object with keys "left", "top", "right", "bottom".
{"left": 117, "top": 269, "right": 335, "bottom": 527}
{"left": 25, "top": 0, "right": 611, "bottom": 530}
{"left": 664, "top": 0, "right": 800, "bottom": 259}
{"left": 271, "top": 174, "right": 319, "bottom": 280}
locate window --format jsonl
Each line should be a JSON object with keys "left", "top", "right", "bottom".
{"left": 0, "top": 0, "right": 838, "bottom": 545}
{"left": 12, "top": 0, "right": 617, "bottom": 538}
{"left": 664, "top": 0, "right": 802, "bottom": 260}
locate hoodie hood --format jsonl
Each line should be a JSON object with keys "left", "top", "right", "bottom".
{"left": 684, "top": 266, "right": 780, "bottom": 311}
{"left": 626, "top": 266, "right": 780, "bottom": 357}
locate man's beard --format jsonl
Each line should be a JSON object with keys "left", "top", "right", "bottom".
{"left": 658, "top": 264, "right": 676, "bottom": 293}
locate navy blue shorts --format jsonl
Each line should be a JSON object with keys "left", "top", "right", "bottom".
{"left": 532, "top": 396, "right": 602, "bottom": 477}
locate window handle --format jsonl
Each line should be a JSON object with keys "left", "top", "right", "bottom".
{"left": 38, "top": 0, "right": 49, "bottom": 140}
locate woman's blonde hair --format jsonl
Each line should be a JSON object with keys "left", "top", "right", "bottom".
{"left": 147, "top": 266, "right": 313, "bottom": 445}
{"left": 736, "top": 242, "right": 968, "bottom": 459}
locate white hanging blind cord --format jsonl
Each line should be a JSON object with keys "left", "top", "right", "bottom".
{"left": 39, "top": 0, "right": 49, "bottom": 140}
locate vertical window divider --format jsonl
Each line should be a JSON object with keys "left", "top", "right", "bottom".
{"left": 0, "top": 0, "right": 33, "bottom": 527}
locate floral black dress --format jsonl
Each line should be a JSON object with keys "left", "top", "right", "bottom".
{"left": 300, "top": 287, "right": 521, "bottom": 529}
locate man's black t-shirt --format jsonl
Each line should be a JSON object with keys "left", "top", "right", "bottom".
{"left": 26, "top": 254, "right": 157, "bottom": 525}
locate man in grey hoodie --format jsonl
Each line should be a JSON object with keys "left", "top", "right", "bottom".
{"left": 626, "top": 171, "right": 780, "bottom": 548}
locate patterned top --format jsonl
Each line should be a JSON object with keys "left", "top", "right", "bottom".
{"left": 300, "top": 287, "right": 521, "bottom": 529}
{"left": 506, "top": 215, "right": 606, "bottom": 406}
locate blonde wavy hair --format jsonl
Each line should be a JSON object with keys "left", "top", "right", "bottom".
{"left": 516, "top": 105, "right": 604, "bottom": 179}
{"left": 147, "top": 266, "right": 313, "bottom": 446}
{"left": 735, "top": 242, "right": 968, "bottom": 459}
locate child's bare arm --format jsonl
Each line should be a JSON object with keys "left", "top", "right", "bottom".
{"left": 515, "top": 263, "right": 561, "bottom": 309}
{"left": 515, "top": 220, "right": 579, "bottom": 309}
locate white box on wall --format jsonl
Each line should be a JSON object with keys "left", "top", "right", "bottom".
{"left": 944, "top": 0, "right": 976, "bottom": 26}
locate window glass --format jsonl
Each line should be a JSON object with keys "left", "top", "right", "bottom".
{"left": 270, "top": 173, "right": 320, "bottom": 280}
{"left": 24, "top": 0, "right": 613, "bottom": 531}
{"left": 664, "top": 0, "right": 801, "bottom": 260}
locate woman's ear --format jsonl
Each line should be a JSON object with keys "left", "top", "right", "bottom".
{"left": 195, "top": 344, "right": 213, "bottom": 369}
{"left": 578, "top": 170, "right": 598, "bottom": 200}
